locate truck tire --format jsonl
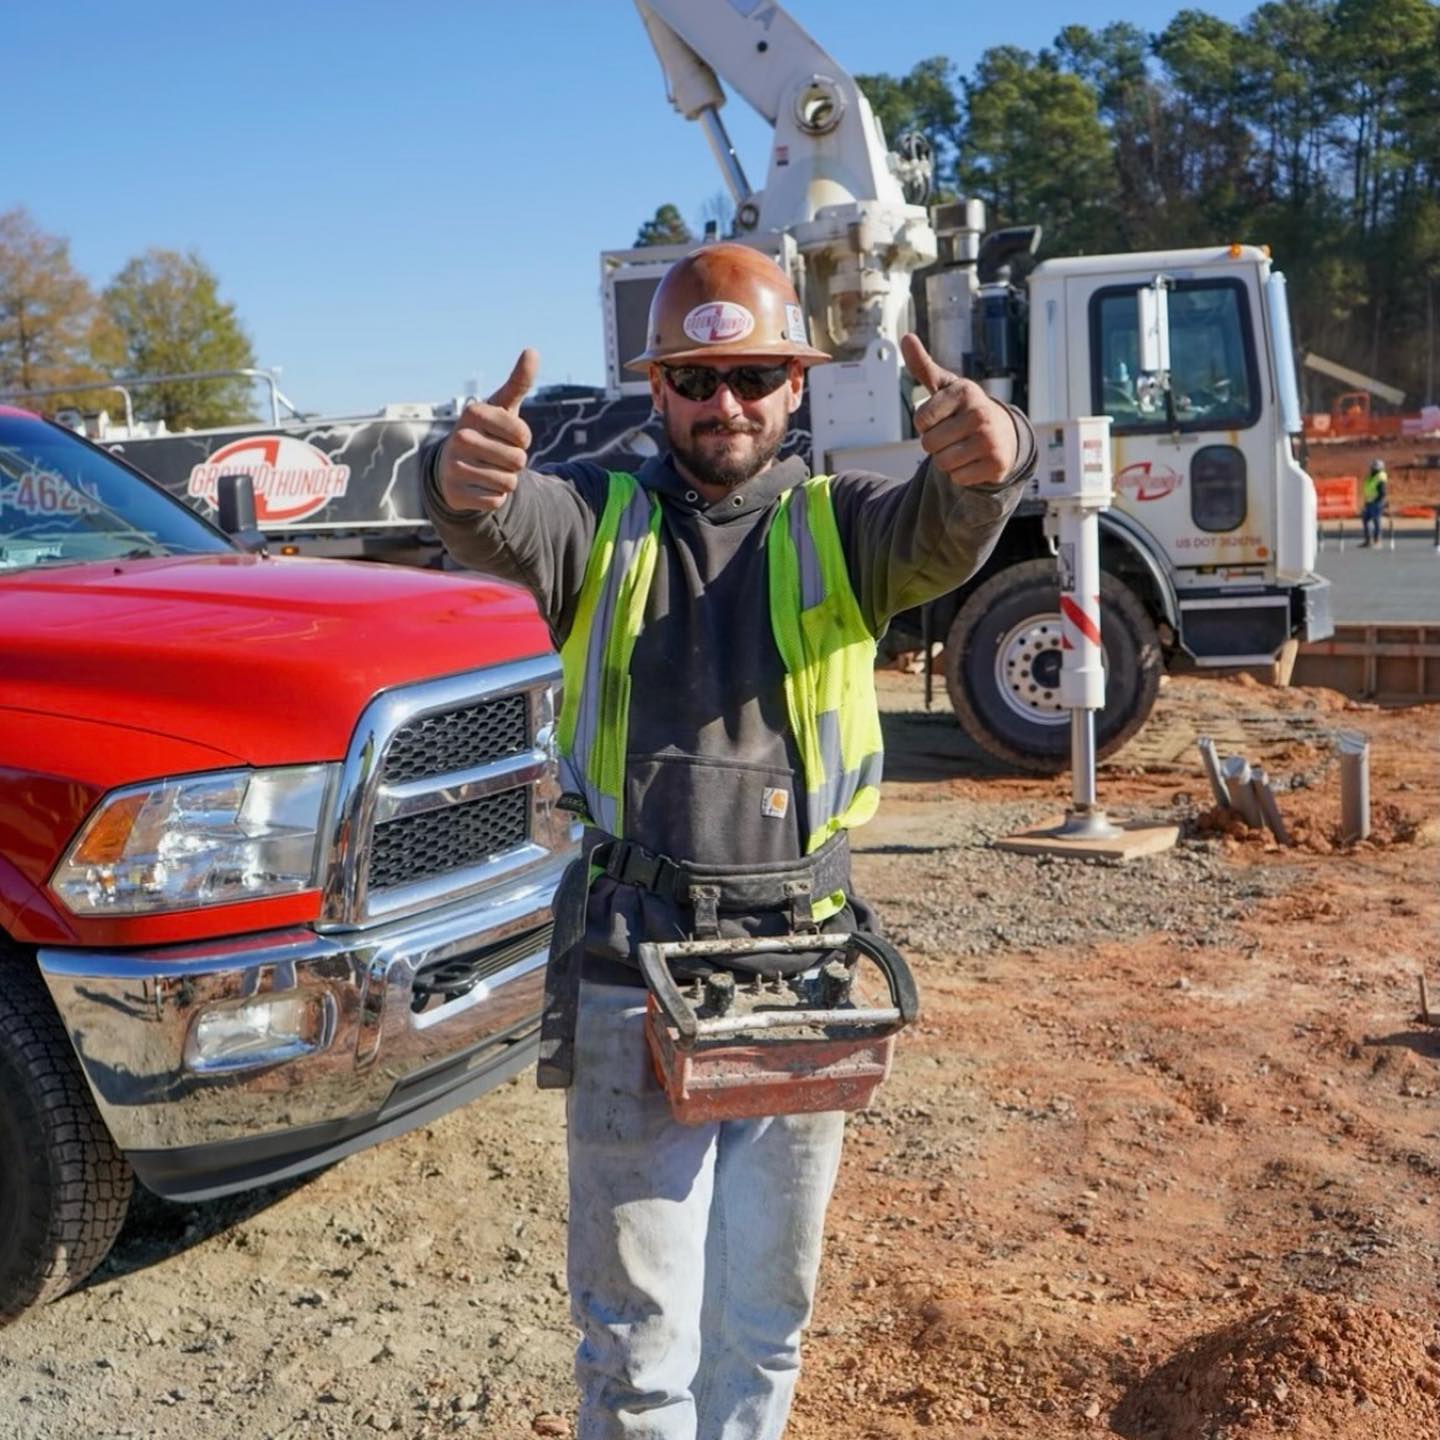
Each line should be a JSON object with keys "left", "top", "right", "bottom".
{"left": 944, "top": 558, "right": 1162, "bottom": 774}
{"left": 0, "top": 963, "right": 132, "bottom": 1323}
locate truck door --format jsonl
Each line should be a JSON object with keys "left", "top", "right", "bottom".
{"left": 1065, "top": 272, "right": 1271, "bottom": 575}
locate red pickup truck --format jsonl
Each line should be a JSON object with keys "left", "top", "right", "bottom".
{"left": 0, "top": 407, "right": 575, "bottom": 1321}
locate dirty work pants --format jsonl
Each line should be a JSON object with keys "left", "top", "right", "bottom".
{"left": 1361, "top": 498, "right": 1383, "bottom": 544}
{"left": 566, "top": 981, "right": 846, "bottom": 1440}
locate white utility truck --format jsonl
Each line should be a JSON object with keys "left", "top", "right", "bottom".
{"left": 600, "top": 0, "right": 1332, "bottom": 771}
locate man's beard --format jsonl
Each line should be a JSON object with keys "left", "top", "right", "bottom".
{"left": 665, "top": 408, "right": 786, "bottom": 492}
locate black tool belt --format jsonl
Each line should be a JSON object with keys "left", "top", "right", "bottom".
{"left": 595, "top": 829, "right": 851, "bottom": 935}
{"left": 536, "top": 830, "right": 852, "bottom": 1091}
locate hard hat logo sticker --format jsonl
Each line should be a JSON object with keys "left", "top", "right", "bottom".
{"left": 683, "top": 301, "right": 756, "bottom": 345}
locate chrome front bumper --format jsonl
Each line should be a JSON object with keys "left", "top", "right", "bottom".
{"left": 37, "top": 852, "right": 568, "bottom": 1198}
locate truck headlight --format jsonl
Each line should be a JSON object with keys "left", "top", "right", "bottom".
{"left": 52, "top": 765, "right": 337, "bottom": 916}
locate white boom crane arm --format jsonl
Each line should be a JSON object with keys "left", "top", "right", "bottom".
{"left": 633, "top": 0, "right": 937, "bottom": 461}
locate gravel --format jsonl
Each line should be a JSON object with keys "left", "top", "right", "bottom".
{"left": 856, "top": 803, "right": 1296, "bottom": 959}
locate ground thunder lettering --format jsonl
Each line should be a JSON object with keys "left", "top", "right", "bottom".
{"left": 188, "top": 461, "right": 351, "bottom": 500}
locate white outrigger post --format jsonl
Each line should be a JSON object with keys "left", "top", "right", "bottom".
{"left": 996, "top": 408, "right": 1179, "bottom": 862}
{"left": 1044, "top": 416, "right": 1122, "bottom": 840}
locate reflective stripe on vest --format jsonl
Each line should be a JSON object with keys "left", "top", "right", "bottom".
{"left": 766, "top": 477, "right": 883, "bottom": 852}
{"left": 556, "top": 471, "right": 883, "bottom": 914}
{"left": 556, "top": 471, "right": 661, "bottom": 836}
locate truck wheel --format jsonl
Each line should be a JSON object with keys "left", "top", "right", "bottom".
{"left": 0, "top": 963, "right": 132, "bottom": 1323}
{"left": 944, "top": 558, "right": 1162, "bottom": 774}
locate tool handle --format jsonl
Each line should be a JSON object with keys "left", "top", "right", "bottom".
{"left": 849, "top": 932, "right": 920, "bottom": 1027}
{"left": 636, "top": 931, "right": 920, "bottom": 1045}
{"left": 637, "top": 941, "right": 704, "bottom": 1042}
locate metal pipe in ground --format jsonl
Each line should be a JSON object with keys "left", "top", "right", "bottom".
{"left": 1220, "top": 755, "right": 1265, "bottom": 829}
{"left": 1339, "top": 732, "right": 1371, "bottom": 842}
{"left": 1196, "top": 736, "right": 1229, "bottom": 809}
{"left": 1249, "top": 765, "right": 1291, "bottom": 845}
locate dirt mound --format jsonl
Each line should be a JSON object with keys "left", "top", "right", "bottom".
{"left": 1113, "top": 1292, "right": 1439, "bottom": 1439}
{"left": 1193, "top": 798, "right": 1429, "bottom": 854}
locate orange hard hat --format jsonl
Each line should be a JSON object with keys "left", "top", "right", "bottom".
{"left": 625, "top": 243, "right": 830, "bottom": 372}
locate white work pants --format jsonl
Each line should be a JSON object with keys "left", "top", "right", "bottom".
{"left": 566, "top": 981, "right": 845, "bottom": 1440}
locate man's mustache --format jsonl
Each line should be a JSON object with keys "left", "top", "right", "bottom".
{"left": 693, "top": 419, "right": 762, "bottom": 437}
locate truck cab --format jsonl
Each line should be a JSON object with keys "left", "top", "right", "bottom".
{"left": 0, "top": 408, "right": 576, "bottom": 1321}
{"left": 1029, "top": 244, "right": 1321, "bottom": 641}
{"left": 889, "top": 238, "right": 1332, "bottom": 771}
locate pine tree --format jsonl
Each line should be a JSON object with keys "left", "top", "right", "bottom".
{"left": 635, "top": 204, "right": 694, "bottom": 248}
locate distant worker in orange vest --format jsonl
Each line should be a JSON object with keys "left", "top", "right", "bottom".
{"left": 1359, "top": 458, "right": 1388, "bottom": 548}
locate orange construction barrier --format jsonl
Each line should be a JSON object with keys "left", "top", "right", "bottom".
{"left": 1314, "top": 475, "right": 1359, "bottom": 520}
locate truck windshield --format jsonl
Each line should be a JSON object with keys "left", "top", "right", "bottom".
{"left": 0, "top": 415, "right": 231, "bottom": 573}
{"left": 1091, "top": 278, "right": 1261, "bottom": 434}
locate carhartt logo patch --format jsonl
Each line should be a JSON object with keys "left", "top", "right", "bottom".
{"left": 762, "top": 787, "right": 790, "bottom": 819}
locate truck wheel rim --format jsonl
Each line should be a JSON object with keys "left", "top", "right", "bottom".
{"left": 995, "top": 615, "right": 1070, "bottom": 726}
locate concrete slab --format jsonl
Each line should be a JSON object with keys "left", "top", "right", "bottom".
{"left": 1314, "top": 532, "right": 1440, "bottom": 622}
{"left": 994, "top": 819, "right": 1180, "bottom": 862}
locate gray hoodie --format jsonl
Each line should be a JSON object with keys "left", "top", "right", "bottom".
{"left": 424, "top": 431, "right": 1031, "bottom": 970}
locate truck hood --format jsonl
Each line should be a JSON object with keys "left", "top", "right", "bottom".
{"left": 1, "top": 554, "right": 553, "bottom": 769}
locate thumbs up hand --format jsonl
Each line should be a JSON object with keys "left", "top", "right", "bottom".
{"left": 900, "top": 333, "right": 1019, "bottom": 488}
{"left": 437, "top": 348, "right": 538, "bottom": 513}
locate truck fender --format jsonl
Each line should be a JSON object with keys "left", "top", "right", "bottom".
{"left": 1098, "top": 510, "right": 1180, "bottom": 634}
{"left": 0, "top": 857, "right": 76, "bottom": 948}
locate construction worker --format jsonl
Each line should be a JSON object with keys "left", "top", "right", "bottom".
{"left": 1360, "top": 456, "right": 1388, "bottom": 547}
{"left": 424, "top": 244, "right": 1034, "bottom": 1440}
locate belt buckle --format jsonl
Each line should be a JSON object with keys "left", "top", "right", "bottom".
{"left": 650, "top": 855, "right": 681, "bottom": 901}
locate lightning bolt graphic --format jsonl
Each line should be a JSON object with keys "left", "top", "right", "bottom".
{"left": 375, "top": 423, "right": 426, "bottom": 520}
{"left": 529, "top": 394, "right": 626, "bottom": 466}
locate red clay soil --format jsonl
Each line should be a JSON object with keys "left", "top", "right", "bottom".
{"left": 787, "top": 675, "right": 1440, "bottom": 1440}
{"left": 1111, "top": 1291, "right": 1439, "bottom": 1439}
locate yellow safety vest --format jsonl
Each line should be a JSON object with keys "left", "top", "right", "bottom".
{"left": 556, "top": 470, "right": 883, "bottom": 919}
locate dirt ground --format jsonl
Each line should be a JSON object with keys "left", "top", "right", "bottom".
{"left": 1, "top": 671, "right": 1436, "bottom": 1440}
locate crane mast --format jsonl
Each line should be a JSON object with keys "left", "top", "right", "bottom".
{"left": 631, "top": 0, "right": 937, "bottom": 461}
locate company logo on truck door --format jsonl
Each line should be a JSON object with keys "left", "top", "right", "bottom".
{"left": 188, "top": 436, "right": 352, "bottom": 524}
{"left": 1115, "top": 460, "right": 1183, "bottom": 502}
{"left": 683, "top": 301, "right": 756, "bottom": 345}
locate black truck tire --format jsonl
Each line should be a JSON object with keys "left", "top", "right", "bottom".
{"left": 0, "top": 963, "right": 132, "bottom": 1323}
{"left": 944, "top": 558, "right": 1162, "bottom": 774}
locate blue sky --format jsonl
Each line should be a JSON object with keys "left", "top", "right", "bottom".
{"left": 8, "top": 1, "right": 1256, "bottom": 417}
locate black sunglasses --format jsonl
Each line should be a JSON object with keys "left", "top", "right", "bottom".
{"left": 661, "top": 363, "right": 791, "bottom": 403}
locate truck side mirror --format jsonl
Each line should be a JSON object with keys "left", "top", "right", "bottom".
{"left": 216, "top": 473, "right": 269, "bottom": 554}
{"left": 1137, "top": 275, "right": 1172, "bottom": 378}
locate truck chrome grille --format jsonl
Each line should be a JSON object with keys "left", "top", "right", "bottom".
{"left": 381, "top": 693, "right": 529, "bottom": 785}
{"left": 369, "top": 786, "right": 529, "bottom": 891}
{"left": 319, "top": 655, "right": 575, "bottom": 931}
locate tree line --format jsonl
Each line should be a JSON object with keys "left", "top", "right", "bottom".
{"left": 0, "top": 208, "right": 255, "bottom": 430}
{"left": 637, "top": 0, "right": 1437, "bottom": 408}
{"left": 856, "top": 0, "right": 1438, "bottom": 407}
